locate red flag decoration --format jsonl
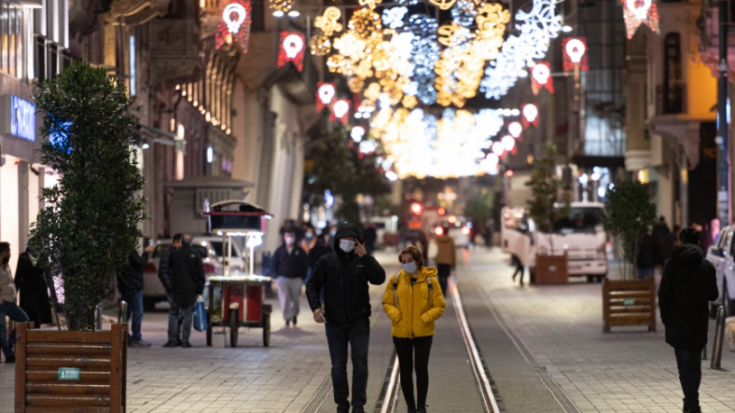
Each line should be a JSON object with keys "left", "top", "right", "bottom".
{"left": 531, "top": 62, "right": 554, "bottom": 95}
{"left": 277, "top": 31, "right": 306, "bottom": 71}
{"left": 316, "top": 82, "right": 336, "bottom": 113}
{"left": 522, "top": 103, "right": 539, "bottom": 128}
{"left": 562, "top": 37, "right": 588, "bottom": 72}
{"left": 620, "top": 0, "right": 659, "bottom": 39}
{"left": 215, "top": 0, "right": 252, "bottom": 53}
{"left": 331, "top": 99, "right": 350, "bottom": 123}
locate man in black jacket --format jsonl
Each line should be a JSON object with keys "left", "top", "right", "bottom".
{"left": 271, "top": 229, "right": 308, "bottom": 327}
{"left": 164, "top": 234, "right": 205, "bottom": 348}
{"left": 659, "top": 228, "right": 719, "bottom": 413}
{"left": 117, "top": 242, "right": 156, "bottom": 348}
{"left": 306, "top": 223, "right": 386, "bottom": 413}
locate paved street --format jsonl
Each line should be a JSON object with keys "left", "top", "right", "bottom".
{"left": 2, "top": 249, "right": 735, "bottom": 413}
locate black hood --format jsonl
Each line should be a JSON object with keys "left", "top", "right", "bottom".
{"left": 334, "top": 223, "right": 363, "bottom": 251}
{"left": 671, "top": 244, "right": 704, "bottom": 264}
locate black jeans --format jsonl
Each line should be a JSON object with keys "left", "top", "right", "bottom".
{"left": 437, "top": 264, "right": 451, "bottom": 297}
{"left": 675, "top": 348, "right": 703, "bottom": 412}
{"left": 325, "top": 317, "right": 370, "bottom": 411}
{"left": 393, "top": 336, "right": 433, "bottom": 411}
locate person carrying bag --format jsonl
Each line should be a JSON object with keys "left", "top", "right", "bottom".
{"left": 382, "top": 246, "right": 446, "bottom": 413}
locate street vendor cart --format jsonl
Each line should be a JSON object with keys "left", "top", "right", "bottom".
{"left": 203, "top": 200, "right": 273, "bottom": 347}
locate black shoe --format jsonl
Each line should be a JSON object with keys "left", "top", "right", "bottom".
{"left": 162, "top": 341, "right": 178, "bottom": 348}
{"left": 286, "top": 320, "right": 291, "bottom": 327}
{"left": 181, "top": 341, "right": 193, "bottom": 348}
{"left": 293, "top": 316, "right": 297, "bottom": 326}
{"left": 5, "top": 355, "right": 15, "bottom": 363}
{"left": 352, "top": 408, "right": 366, "bottom": 413}
{"left": 417, "top": 408, "right": 427, "bottom": 413}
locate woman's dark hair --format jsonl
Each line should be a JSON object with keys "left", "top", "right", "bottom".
{"left": 398, "top": 246, "right": 424, "bottom": 270}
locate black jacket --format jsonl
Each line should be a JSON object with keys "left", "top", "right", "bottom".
{"left": 658, "top": 244, "right": 719, "bottom": 349}
{"left": 270, "top": 244, "right": 309, "bottom": 279}
{"left": 117, "top": 250, "right": 149, "bottom": 293}
{"left": 637, "top": 235, "right": 657, "bottom": 269}
{"left": 306, "top": 223, "right": 386, "bottom": 324}
{"left": 14, "top": 252, "right": 52, "bottom": 327}
{"left": 168, "top": 245, "right": 206, "bottom": 307}
{"left": 308, "top": 244, "right": 332, "bottom": 270}
{"left": 158, "top": 246, "right": 174, "bottom": 293}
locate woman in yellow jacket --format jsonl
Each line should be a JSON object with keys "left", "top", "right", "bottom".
{"left": 382, "top": 246, "right": 446, "bottom": 413}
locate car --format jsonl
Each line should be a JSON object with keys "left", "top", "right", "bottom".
{"left": 432, "top": 216, "right": 472, "bottom": 248}
{"left": 705, "top": 226, "right": 735, "bottom": 317}
{"left": 142, "top": 236, "right": 246, "bottom": 310}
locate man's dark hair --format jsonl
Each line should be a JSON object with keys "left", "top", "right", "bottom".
{"left": 182, "top": 234, "right": 193, "bottom": 246}
{"left": 284, "top": 227, "right": 297, "bottom": 236}
{"left": 173, "top": 234, "right": 183, "bottom": 243}
{"left": 679, "top": 228, "right": 699, "bottom": 245}
{"left": 659, "top": 216, "right": 666, "bottom": 222}
{"left": 0, "top": 242, "right": 9, "bottom": 256}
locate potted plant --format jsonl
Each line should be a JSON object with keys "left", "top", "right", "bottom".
{"left": 600, "top": 180, "right": 657, "bottom": 332}
{"left": 525, "top": 144, "right": 570, "bottom": 284}
{"left": 16, "top": 62, "right": 145, "bottom": 412}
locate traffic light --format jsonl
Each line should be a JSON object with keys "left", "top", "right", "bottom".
{"left": 410, "top": 202, "right": 423, "bottom": 215}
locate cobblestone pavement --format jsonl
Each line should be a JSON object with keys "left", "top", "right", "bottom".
{"left": 465, "top": 249, "right": 735, "bottom": 413}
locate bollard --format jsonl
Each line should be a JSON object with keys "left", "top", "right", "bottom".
{"left": 118, "top": 301, "right": 128, "bottom": 324}
{"left": 711, "top": 305, "right": 726, "bottom": 369}
{"left": 95, "top": 302, "right": 104, "bottom": 331}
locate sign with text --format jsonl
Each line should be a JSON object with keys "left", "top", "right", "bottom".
{"left": 0, "top": 95, "right": 36, "bottom": 141}
{"left": 58, "top": 367, "right": 80, "bottom": 381}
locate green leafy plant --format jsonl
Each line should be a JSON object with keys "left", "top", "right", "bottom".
{"left": 525, "top": 144, "right": 569, "bottom": 251}
{"left": 28, "top": 62, "right": 146, "bottom": 331}
{"left": 601, "top": 180, "right": 656, "bottom": 280}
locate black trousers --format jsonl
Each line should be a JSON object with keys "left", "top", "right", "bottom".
{"left": 326, "top": 317, "right": 370, "bottom": 411}
{"left": 437, "top": 264, "right": 451, "bottom": 297}
{"left": 393, "top": 336, "right": 433, "bottom": 411}
{"left": 675, "top": 348, "right": 703, "bottom": 412}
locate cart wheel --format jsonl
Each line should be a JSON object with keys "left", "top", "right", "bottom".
{"left": 229, "top": 309, "right": 239, "bottom": 348}
{"left": 206, "top": 312, "right": 212, "bottom": 347}
{"left": 262, "top": 313, "right": 271, "bottom": 347}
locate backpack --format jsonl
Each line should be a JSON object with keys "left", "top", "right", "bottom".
{"left": 392, "top": 273, "right": 433, "bottom": 311}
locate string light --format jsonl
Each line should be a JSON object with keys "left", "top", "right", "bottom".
{"left": 269, "top": 0, "right": 292, "bottom": 14}
{"left": 309, "top": 33, "right": 331, "bottom": 55}
{"left": 508, "top": 121, "right": 522, "bottom": 138}
{"left": 382, "top": 7, "right": 407, "bottom": 29}
{"left": 452, "top": 0, "right": 479, "bottom": 27}
{"left": 314, "top": 7, "right": 343, "bottom": 36}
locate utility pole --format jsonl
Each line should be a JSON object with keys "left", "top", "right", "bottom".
{"left": 717, "top": 0, "right": 730, "bottom": 228}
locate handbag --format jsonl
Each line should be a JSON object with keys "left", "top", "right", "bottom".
{"left": 193, "top": 296, "right": 208, "bottom": 332}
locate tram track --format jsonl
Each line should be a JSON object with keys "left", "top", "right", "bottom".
{"left": 378, "top": 280, "right": 501, "bottom": 413}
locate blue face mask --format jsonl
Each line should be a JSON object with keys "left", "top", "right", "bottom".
{"left": 402, "top": 262, "right": 418, "bottom": 274}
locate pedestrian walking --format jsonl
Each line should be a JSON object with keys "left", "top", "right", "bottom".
{"left": 485, "top": 217, "right": 495, "bottom": 249}
{"left": 117, "top": 242, "right": 156, "bottom": 347}
{"left": 363, "top": 222, "right": 377, "bottom": 254}
{"left": 511, "top": 255, "right": 525, "bottom": 286}
{"left": 416, "top": 230, "right": 429, "bottom": 266}
{"left": 637, "top": 228, "right": 657, "bottom": 279}
{"left": 383, "top": 246, "right": 445, "bottom": 413}
{"left": 0, "top": 242, "right": 29, "bottom": 363}
{"left": 434, "top": 226, "right": 456, "bottom": 296}
{"left": 652, "top": 216, "right": 671, "bottom": 266}
{"left": 163, "top": 234, "right": 205, "bottom": 348}
{"left": 272, "top": 229, "right": 308, "bottom": 327}
{"left": 658, "top": 228, "right": 719, "bottom": 413}
{"left": 14, "top": 250, "right": 52, "bottom": 329}
{"left": 306, "top": 223, "right": 386, "bottom": 413}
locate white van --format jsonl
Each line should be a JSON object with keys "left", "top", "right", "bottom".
{"left": 705, "top": 226, "right": 735, "bottom": 317}
{"left": 501, "top": 202, "right": 608, "bottom": 282}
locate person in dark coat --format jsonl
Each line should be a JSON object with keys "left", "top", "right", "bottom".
{"left": 652, "top": 216, "right": 671, "bottom": 266}
{"left": 362, "top": 222, "right": 377, "bottom": 254}
{"left": 658, "top": 228, "right": 719, "bottom": 413}
{"left": 117, "top": 243, "right": 155, "bottom": 347}
{"left": 163, "top": 234, "right": 205, "bottom": 348}
{"left": 306, "top": 223, "right": 386, "bottom": 413}
{"left": 14, "top": 251, "right": 52, "bottom": 329}
{"left": 270, "top": 229, "right": 308, "bottom": 327}
{"left": 158, "top": 244, "right": 175, "bottom": 296}
{"left": 637, "top": 229, "right": 658, "bottom": 279}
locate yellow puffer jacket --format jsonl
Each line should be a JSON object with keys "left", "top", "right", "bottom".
{"left": 382, "top": 266, "right": 446, "bottom": 338}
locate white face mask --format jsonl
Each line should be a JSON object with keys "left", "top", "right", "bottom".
{"left": 339, "top": 239, "right": 356, "bottom": 253}
{"left": 284, "top": 236, "right": 295, "bottom": 245}
{"left": 402, "top": 262, "right": 418, "bottom": 274}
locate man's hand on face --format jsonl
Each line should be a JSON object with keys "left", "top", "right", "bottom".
{"left": 144, "top": 245, "right": 156, "bottom": 253}
{"left": 354, "top": 240, "right": 367, "bottom": 257}
{"left": 313, "top": 308, "right": 325, "bottom": 323}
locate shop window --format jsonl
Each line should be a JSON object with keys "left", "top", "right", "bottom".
{"left": 663, "top": 33, "right": 683, "bottom": 114}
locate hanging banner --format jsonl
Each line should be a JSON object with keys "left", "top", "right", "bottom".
{"left": 278, "top": 31, "right": 306, "bottom": 71}
{"left": 215, "top": 0, "right": 252, "bottom": 54}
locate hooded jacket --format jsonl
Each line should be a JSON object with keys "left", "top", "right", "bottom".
{"left": 435, "top": 234, "right": 456, "bottom": 267}
{"left": 117, "top": 250, "right": 150, "bottom": 293}
{"left": 658, "top": 244, "right": 718, "bottom": 349}
{"left": 306, "top": 223, "right": 386, "bottom": 324}
{"left": 168, "top": 244, "right": 206, "bottom": 308}
{"left": 382, "top": 266, "right": 446, "bottom": 338}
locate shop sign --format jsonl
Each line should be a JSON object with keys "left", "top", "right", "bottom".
{"left": 58, "top": 368, "right": 80, "bottom": 381}
{"left": 0, "top": 95, "right": 36, "bottom": 142}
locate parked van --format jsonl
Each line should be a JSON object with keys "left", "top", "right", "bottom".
{"left": 705, "top": 226, "right": 735, "bottom": 317}
{"left": 501, "top": 202, "right": 608, "bottom": 282}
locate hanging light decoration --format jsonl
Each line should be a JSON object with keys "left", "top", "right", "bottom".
{"left": 332, "top": 99, "right": 351, "bottom": 123}
{"left": 215, "top": 0, "right": 253, "bottom": 53}
{"left": 382, "top": 6, "right": 408, "bottom": 29}
{"left": 562, "top": 37, "right": 588, "bottom": 72}
{"left": 451, "top": 0, "right": 479, "bottom": 27}
{"left": 620, "top": 0, "right": 659, "bottom": 39}
{"left": 278, "top": 31, "right": 306, "bottom": 71}
{"left": 316, "top": 82, "right": 336, "bottom": 112}
{"left": 522, "top": 103, "right": 539, "bottom": 127}
{"left": 269, "top": 0, "right": 292, "bottom": 16}
{"left": 508, "top": 121, "right": 523, "bottom": 138}
{"left": 531, "top": 61, "right": 554, "bottom": 95}
{"left": 501, "top": 135, "right": 516, "bottom": 151}
{"left": 315, "top": 7, "right": 343, "bottom": 36}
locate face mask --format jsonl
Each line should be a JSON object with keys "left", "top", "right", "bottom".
{"left": 305, "top": 232, "right": 314, "bottom": 239}
{"left": 402, "top": 262, "right": 418, "bottom": 274}
{"left": 330, "top": 230, "right": 337, "bottom": 237}
{"left": 285, "top": 236, "right": 295, "bottom": 245}
{"left": 339, "top": 239, "right": 356, "bottom": 253}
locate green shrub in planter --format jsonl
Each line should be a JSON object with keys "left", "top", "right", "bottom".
{"left": 28, "top": 62, "right": 146, "bottom": 331}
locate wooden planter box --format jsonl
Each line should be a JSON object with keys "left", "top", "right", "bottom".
{"left": 535, "top": 254, "right": 569, "bottom": 285}
{"left": 602, "top": 277, "right": 656, "bottom": 332}
{"left": 14, "top": 321, "right": 128, "bottom": 413}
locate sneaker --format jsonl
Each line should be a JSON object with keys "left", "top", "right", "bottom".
{"left": 181, "top": 341, "right": 193, "bottom": 348}
{"left": 5, "top": 355, "right": 15, "bottom": 363}
{"left": 129, "top": 340, "right": 152, "bottom": 348}
{"left": 162, "top": 341, "right": 178, "bottom": 348}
